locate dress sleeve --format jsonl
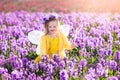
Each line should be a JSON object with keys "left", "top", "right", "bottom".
{"left": 62, "top": 34, "right": 72, "bottom": 50}
{"left": 34, "top": 35, "right": 46, "bottom": 63}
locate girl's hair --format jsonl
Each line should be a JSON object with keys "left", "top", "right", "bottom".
{"left": 44, "top": 16, "right": 59, "bottom": 34}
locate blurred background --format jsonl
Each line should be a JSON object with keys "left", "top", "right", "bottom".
{"left": 0, "top": 0, "right": 120, "bottom": 13}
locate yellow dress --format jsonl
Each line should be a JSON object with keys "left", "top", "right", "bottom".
{"left": 47, "top": 35, "right": 59, "bottom": 58}
{"left": 34, "top": 32, "right": 72, "bottom": 63}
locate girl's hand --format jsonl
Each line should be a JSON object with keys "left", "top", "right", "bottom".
{"left": 71, "top": 42, "right": 77, "bottom": 49}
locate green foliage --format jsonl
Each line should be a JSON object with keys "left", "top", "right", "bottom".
{"left": 97, "top": 77, "right": 106, "bottom": 80}
{"left": 102, "top": 34, "right": 108, "bottom": 42}
{"left": 68, "top": 47, "right": 80, "bottom": 59}
{"left": 55, "top": 68, "right": 60, "bottom": 80}
{"left": 27, "top": 51, "right": 38, "bottom": 60}
{"left": 111, "top": 32, "right": 118, "bottom": 41}
{"left": 35, "top": 69, "right": 44, "bottom": 76}
{"left": 3, "top": 62, "right": 13, "bottom": 74}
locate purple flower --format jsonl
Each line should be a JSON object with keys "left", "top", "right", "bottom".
{"left": 67, "top": 61, "right": 74, "bottom": 69}
{"left": 70, "top": 57, "right": 77, "bottom": 63}
{"left": 11, "top": 70, "right": 24, "bottom": 79}
{"left": 70, "top": 69, "right": 78, "bottom": 79}
{"left": 53, "top": 54, "right": 60, "bottom": 63}
{"left": 0, "top": 55, "right": 5, "bottom": 66}
{"left": 96, "top": 63, "right": 104, "bottom": 77}
{"left": 2, "top": 73, "right": 11, "bottom": 80}
{"left": 60, "top": 70, "right": 69, "bottom": 80}
{"left": 37, "top": 76, "right": 42, "bottom": 80}
{"left": 108, "top": 60, "right": 117, "bottom": 70}
{"left": 107, "top": 49, "right": 112, "bottom": 56}
{"left": 79, "top": 59, "right": 87, "bottom": 67}
{"left": 43, "top": 63, "right": 53, "bottom": 75}
{"left": 41, "top": 55, "right": 49, "bottom": 63}
{"left": 85, "top": 68, "right": 96, "bottom": 80}
{"left": 0, "top": 67, "right": 8, "bottom": 74}
{"left": 29, "top": 62, "right": 39, "bottom": 72}
{"left": 118, "top": 63, "right": 120, "bottom": 72}
{"left": 22, "top": 57, "right": 28, "bottom": 65}
{"left": 12, "top": 58, "right": 23, "bottom": 69}
{"left": 99, "top": 58, "right": 106, "bottom": 66}
{"left": 27, "top": 73, "right": 36, "bottom": 80}
{"left": 114, "top": 51, "right": 120, "bottom": 60}
{"left": 42, "top": 14, "right": 60, "bottom": 24}
{"left": 59, "top": 60, "right": 65, "bottom": 69}
{"left": 107, "top": 76, "right": 118, "bottom": 80}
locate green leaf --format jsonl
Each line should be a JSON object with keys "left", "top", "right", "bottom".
{"left": 97, "top": 77, "right": 106, "bottom": 80}
{"left": 74, "top": 77, "right": 79, "bottom": 80}
{"left": 108, "top": 68, "right": 113, "bottom": 76}
{"left": 102, "top": 34, "right": 108, "bottom": 42}
{"left": 68, "top": 75, "right": 72, "bottom": 80}
{"left": 35, "top": 70, "right": 44, "bottom": 76}
{"left": 113, "top": 70, "right": 118, "bottom": 76}
{"left": 112, "top": 47, "right": 117, "bottom": 54}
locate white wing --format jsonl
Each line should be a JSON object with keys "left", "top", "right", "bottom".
{"left": 28, "top": 30, "right": 44, "bottom": 55}
{"left": 28, "top": 30, "right": 44, "bottom": 45}
{"left": 59, "top": 24, "right": 71, "bottom": 37}
{"left": 36, "top": 44, "right": 40, "bottom": 55}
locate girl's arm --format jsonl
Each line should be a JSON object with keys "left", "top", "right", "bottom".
{"left": 62, "top": 34, "right": 72, "bottom": 50}
{"left": 34, "top": 36, "right": 46, "bottom": 63}
{"left": 63, "top": 34, "right": 77, "bottom": 50}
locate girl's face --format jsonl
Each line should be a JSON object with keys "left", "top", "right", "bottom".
{"left": 48, "top": 20, "right": 59, "bottom": 35}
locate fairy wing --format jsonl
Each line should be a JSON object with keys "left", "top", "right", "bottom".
{"left": 59, "top": 24, "right": 71, "bottom": 37}
{"left": 28, "top": 30, "right": 44, "bottom": 45}
{"left": 28, "top": 30, "right": 44, "bottom": 55}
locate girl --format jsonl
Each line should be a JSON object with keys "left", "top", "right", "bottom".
{"left": 34, "top": 14, "right": 76, "bottom": 63}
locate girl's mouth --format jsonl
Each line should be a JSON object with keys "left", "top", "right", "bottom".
{"left": 51, "top": 30, "right": 55, "bottom": 32}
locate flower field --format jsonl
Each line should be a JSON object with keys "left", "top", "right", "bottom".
{"left": 0, "top": 11, "right": 120, "bottom": 80}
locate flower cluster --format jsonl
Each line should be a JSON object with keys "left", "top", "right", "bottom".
{"left": 42, "top": 13, "right": 61, "bottom": 24}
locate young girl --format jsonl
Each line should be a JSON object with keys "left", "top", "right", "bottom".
{"left": 34, "top": 15, "right": 76, "bottom": 63}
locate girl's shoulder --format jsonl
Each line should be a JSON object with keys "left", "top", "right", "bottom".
{"left": 59, "top": 31, "right": 66, "bottom": 38}
{"left": 41, "top": 34, "right": 47, "bottom": 39}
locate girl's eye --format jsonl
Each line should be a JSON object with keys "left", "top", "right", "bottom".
{"left": 49, "top": 26, "right": 52, "bottom": 28}
{"left": 53, "top": 26, "right": 56, "bottom": 28}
